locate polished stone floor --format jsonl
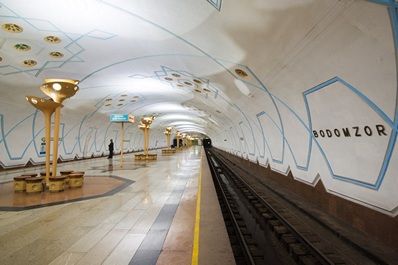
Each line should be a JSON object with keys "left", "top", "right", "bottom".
{"left": 0, "top": 146, "right": 235, "bottom": 265}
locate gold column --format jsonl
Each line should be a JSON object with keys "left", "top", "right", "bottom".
{"left": 26, "top": 96, "right": 62, "bottom": 185}
{"left": 182, "top": 133, "right": 186, "bottom": 148}
{"left": 40, "top": 79, "right": 79, "bottom": 176}
{"left": 164, "top": 127, "right": 173, "bottom": 150}
{"left": 176, "top": 131, "right": 180, "bottom": 149}
{"left": 139, "top": 116, "right": 155, "bottom": 158}
{"left": 121, "top": 122, "right": 124, "bottom": 168}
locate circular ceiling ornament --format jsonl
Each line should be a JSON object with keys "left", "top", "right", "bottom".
{"left": 14, "top": 43, "right": 31, "bottom": 51}
{"left": 235, "top": 68, "right": 248, "bottom": 78}
{"left": 49, "top": 51, "right": 64, "bottom": 58}
{"left": 2, "top": 23, "right": 23, "bottom": 33}
{"left": 44, "top": 36, "right": 61, "bottom": 44}
{"left": 22, "top": 60, "right": 37, "bottom": 67}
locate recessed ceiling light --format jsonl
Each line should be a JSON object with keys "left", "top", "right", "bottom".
{"left": 14, "top": 44, "right": 31, "bottom": 52}
{"left": 2, "top": 23, "right": 23, "bottom": 33}
{"left": 194, "top": 89, "right": 202, "bottom": 93}
{"left": 203, "top": 88, "right": 211, "bottom": 92}
{"left": 172, "top": 73, "right": 181, "bottom": 77}
{"left": 235, "top": 68, "right": 248, "bottom": 78}
{"left": 165, "top": 77, "right": 173, "bottom": 81}
{"left": 117, "top": 103, "right": 123, "bottom": 106}
{"left": 105, "top": 98, "right": 112, "bottom": 101}
{"left": 121, "top": 94, "right": 127, "bottom": 97}
{"left": 193, "top": 79, "right": 202, "bottom": 84}
{"left": 22, "top": 60, "right": 37, "bottom": 67}
{"left": 44, "top": 36, "right": 61, "bottom": 44}
{"left": 49, "top": 51, "right": 64, "bottom": 58}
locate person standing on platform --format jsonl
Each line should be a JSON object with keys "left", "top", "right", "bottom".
{"left": 108, "top": 139, "right": 114, "bottom": 159}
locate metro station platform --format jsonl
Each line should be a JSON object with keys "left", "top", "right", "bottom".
{"left": 0, "top": 146, "right": 235, "bottom": 265}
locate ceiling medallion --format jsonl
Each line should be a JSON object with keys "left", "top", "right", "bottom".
{"left": 2, "top": 23, "right": 23, "bottom": 33}
{"left": 49, "top": 51, "right": 64, "bottom": 58}
{"left": 235, "top": 68, "right": 248, "bottom": 78}
{"left": 22, "top": 60, "right": 37, "bottom": 67}
{"left": 44, "top": 36, "right": 61, "bottom": 44}
{"left": 14, "top": 43, "right": 31, "bottom": 51}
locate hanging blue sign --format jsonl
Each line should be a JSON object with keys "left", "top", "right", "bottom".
{"left": 110, "top": 114, "right": 129, "bottom": 122}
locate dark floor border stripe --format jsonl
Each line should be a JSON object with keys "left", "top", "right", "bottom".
{"left": 129, "top": 179, "right": 187, "bottom": 265}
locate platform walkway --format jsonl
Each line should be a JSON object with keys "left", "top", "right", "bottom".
{"left": 0, "top": 146, "right": 235, "bottom": 265}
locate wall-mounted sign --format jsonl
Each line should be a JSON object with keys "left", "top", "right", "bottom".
{"left": 110, "top": 114, "right": 129, "bottom": 122}
{"left": 40, "top": 142, "right": 45, "bottom": 155}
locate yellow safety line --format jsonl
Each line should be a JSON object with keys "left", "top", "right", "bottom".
{"left": 191, "top": 149, "right": 203, "bottom": 265}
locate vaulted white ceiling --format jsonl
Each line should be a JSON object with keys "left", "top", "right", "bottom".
{"left": 1, "top": 1, "right": 398, "bottom": 215}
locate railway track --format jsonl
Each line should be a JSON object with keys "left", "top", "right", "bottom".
{"left": 205, "top": 148, "right": 383, "bottom": 265}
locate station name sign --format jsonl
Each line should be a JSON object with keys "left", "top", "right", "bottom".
{"left": 110, "top": 114, "right": 135, "bottom": 123}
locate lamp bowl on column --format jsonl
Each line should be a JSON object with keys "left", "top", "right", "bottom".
{"left": 40, "top": 78, "right": 80, "bottom": 103}
{"left": 26, "top": 96, "right": 63, "bottom": 112}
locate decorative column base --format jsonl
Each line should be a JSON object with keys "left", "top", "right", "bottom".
{"left": 68, "top": 173, "right": 84, "bottom": 188}
{"left": 13, "top": 176, "right": 27, "bottom": 192}
{"left": 49, "top": 176, "right": 67, "bottom": 192}
{"left": 25, "top": 177, "right": 44, "bottom": 194}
